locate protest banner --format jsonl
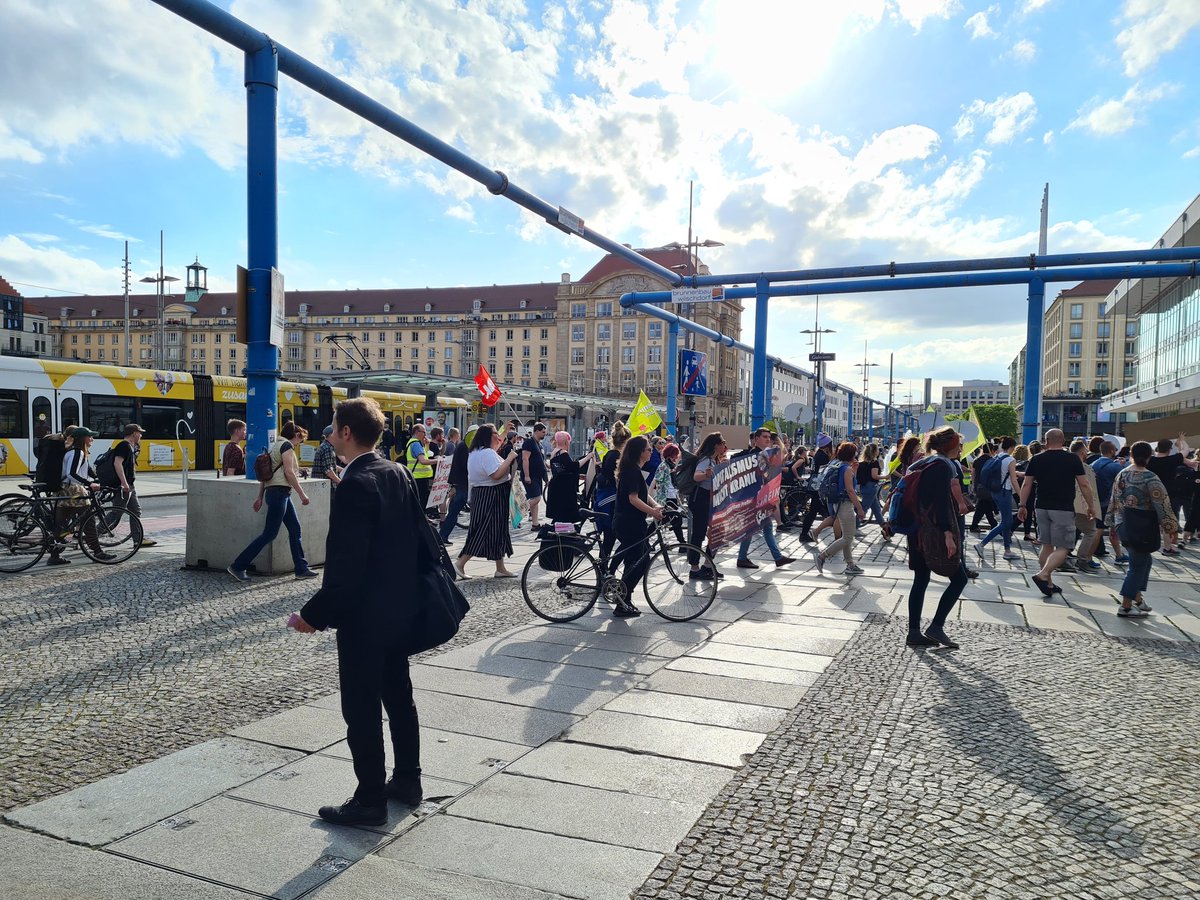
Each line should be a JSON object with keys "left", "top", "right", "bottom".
{"left": 706, "top": 447, "right": 783, "bottom": 548}
{"left": 427, "top": 455, "right": 453, "bottom": 508}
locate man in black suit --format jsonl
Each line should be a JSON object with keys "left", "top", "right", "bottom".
{"left": 292, "top": 396, "right": 424, "bottom": 826}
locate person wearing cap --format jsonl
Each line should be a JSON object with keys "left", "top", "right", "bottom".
{"left": 110, "top": 423, "right": 157, "bottom": 547}
{"left": 312, "top": 424, "right": 343, "bottom": 486}
{"left": 53, "top": 426, "right": 115, "bottom": 564}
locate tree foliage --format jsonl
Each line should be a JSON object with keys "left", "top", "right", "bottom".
{"left": 970, "top": 404, "right": 1018, "bottom": 440}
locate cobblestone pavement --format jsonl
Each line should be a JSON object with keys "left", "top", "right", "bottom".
{"left": 634, "top": 615, "right": 1200, "bottom": 900}
{"left": 0, "top": 531, "right": 544, "bottom": 815}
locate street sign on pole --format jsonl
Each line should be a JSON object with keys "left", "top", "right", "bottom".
{"left": 670, "top": 286, "right": 726, "bottom": 304}
{"left": 679, "top": 349, "right": 708, "bottom": 396}
{"left": 809, "top": 351, "right": 836, "bottom": 362}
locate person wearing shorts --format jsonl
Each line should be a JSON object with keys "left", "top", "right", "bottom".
{"left": 520, "top": 423, "right": 549, "bottom": 529}
{"left": 1018, "top": 428, "right": 1097, "bottom": 597}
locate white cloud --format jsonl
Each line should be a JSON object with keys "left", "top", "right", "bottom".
{"left": 1116, "top": 0, "right": 1200, "bottom": 77}
{"left": 1067, "top": 82, "right": 1178, "bottom": 136}
{"left": 955, "top": 93, "right": 1038, "bottom": 145}
{"left": 1183, "top": 146, "right": 1200, "bottom": 160}
{"left": 54, "top": 215, "right": 140, "bottom": 243}
{"left": 17, "top": 233, "right": 60, "bottom": 243}
{"left": 1020, "top": 0, "right": 1054, "bottom": 12}
{"left": 891, "top": 0, "right": 962, "bottom": 31}
{"left": 964, "top": 7, "right": 998, "bottom": 38}
{"left": 0, "top": 235, "right": 125, "bottom": 295}
{"left": 445, "top": 202, "right": 475, "bottom": 222}
{"left": 1010, "top": 39, "right": 1037, "bottom": 62}
{"left": 1043, "top": 129, "right": 1055, "bottom": 145}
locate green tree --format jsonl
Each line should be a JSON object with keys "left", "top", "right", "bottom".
{"left": 970, "top": 404, "right": 1018, "bottom": 440}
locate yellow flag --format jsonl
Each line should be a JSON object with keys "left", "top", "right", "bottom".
{"left": 594, "top": 438, "right": 608, "bottom": 460}
{"left": 961, "top": 407, "right": 986, "bottom": 457}
{"left": 627, "top": 390, "right": 663, "bottom": 436}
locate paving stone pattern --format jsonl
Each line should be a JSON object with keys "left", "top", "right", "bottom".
{"left": 0, "top": 547, "right": 543, "bottom": 815}
{"left": 634, "top": 615, "right": 1200, "bottom": 900}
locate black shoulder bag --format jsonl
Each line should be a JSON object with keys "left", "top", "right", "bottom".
{"left": 406, "top": 518, "right": 471, "bottom": 655}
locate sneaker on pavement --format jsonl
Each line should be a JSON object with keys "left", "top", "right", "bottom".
{"left": 1114, "top": 554, "right": 1130, "bottom": 564}
{"left": 296, "top": 568, "right": 320, "bottom": 579}
{"left": 844, "top": 564, "right": 865, "bottom": 576}
{"left": 1117, "top": 605, "right": 1149, "bottom": 618}
{"left": 973, "top": 541, "right": 985, "bottom": 559}
{"left": 1133, "top": 597, "right": 1153, "bottom": 612}
{"left": 139, "top": 538, "right": 158, "bottom": 547}
{"left": 815, "top": 554, "right": 826, "bottom": 575}
{"left": 736, "top": 558, "right": 759, "bottom": 569}
{"left": 774, "top": 556, "right": 794, "bottom": 567}
{"left": 227, "top": 565, "right": 251, "bottom": 583}
{"left": 385, "top": 776, "right": 423, "bottom": 806}
{"left": 318, "top": 797, "right": 386, "bottom": 827}
{"left": 1079, "top": 560, "right": 1102, "bottom": 570}
{"left": 1002, "top": 550, "right": 1020, "bottom": 560}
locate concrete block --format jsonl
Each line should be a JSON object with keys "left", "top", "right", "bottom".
{"left": 307, "top": 856, "right": 574, "bottom": 900}
{"left": 379, "top": 815, "right": 662, "bottom": 900}
{"left": 322, "top": 727, "right": 531, "bottom": 784}
{"left": 446, "top": 772, "right": 706, "bottom": 852}
{"left": 413, "top": 690, "right": 579, "bottom": 745}
{"left": 0, "top": 825, "right": 245, "bottom": 899}
{"left": 563, "top": 710, "right": 764, "bottom": 767}
{"left": 505, "top": 741, "right": 733, "bottom": 800}
{"left": 110, "top": 796, "right": 386, "bottom": 899}
{"left": 229, "top": 752, "right": 470, "bottom": 821}
{"left": 634, "top": 667, "right": 811, "bottom": 709}
{"left": 491, "top": 622, "right": 689, "bottom": 657}
{"left": 185, "top": 476, "right": 331, "bottom": 573}
{"left": 604, "top": 689, "right": 787, "bottom": 733}
{"left": 3, "top": 737, "right": 303, "bottom": 847}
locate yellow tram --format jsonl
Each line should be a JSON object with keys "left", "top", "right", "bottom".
{"left": 0, "top": 357, "right": 467, "bottom": 476}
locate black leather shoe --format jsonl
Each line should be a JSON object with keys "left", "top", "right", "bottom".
{"left": 318, "top": 797, "right": 386, "bottom": 826}
{"left": 385, "top": 776, "right": 423, "bottom": 806}
{"left": 924, "top": 628, "right": 959, "bottom": 649}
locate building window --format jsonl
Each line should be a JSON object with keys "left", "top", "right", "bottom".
{"left": 648, "top": 322, "right": 662, "bottom": 340}
{"left": 572, "top": 325, "right": 584, "bottom": 342}
{"left": 522, "top": 346, "right": 530, "bottom": 358}
{"left": 622, "top": 323, "right": 637, "bottom": 340}
{"left": 571, "top": 303, "right": 586, "bottom": 318}
{"left": 1096, "top": 322, "right": 1111, "bottom": 338}
{"left": 540, "top": 328, "right": 549, "bottom": 339}
{"left": 488, "top": 329, "right": 497, "bottom": 341}
{"left": 1068, "top": 381, "right": 1080, "bottom": 394}
{"left": 1069, "top": 343, "right": 1082, "bottom": 358}
{"left": 445, "top": 347, "right": 453, "bottom": 358}
{"left": 597, "top": 348, "right": 610, "bottom": 365}
{"left": 1067, "top": 362, "right": 1080, "bottom": 377}
{"left": 1070, "top": 304, "right": 1084, "bottom": 319}
{"left": 1069, "top": 323, "right": 1082, "bottom": 339}
{"left": 621, "top": 347, "right": 635, "bottom": 364}
{"left": 506, "top": 329, "right": 514, "bottom": 340}
{"left": 1096, "top": 341, "right": 1109, "bottom": 357}
{"left": 444, "top": 363, "right": 453, "bottom": 376}
{"left": 571, "top": 349, "right": 584, "bottom": 365}
{"left": 597, "top": 324, "right": 611, "bottom": 341}
{"left": 539, "top": 345, "right": 548, "bottom": 357}
{"left": 596, "top": 302, "right": 612, "bottom": 317}
{"left": 411, "top": 348, "right": 419, "bottom": 359}
{"left": 488, "top": 346, "right": 496, "bottom": 358}
{"left": 505, "top": 347, "right": 513, "bottom": 358}
{"left": 1125, "top": 341, "right": 1136, "bottom": 356}
{"left": 647, "top": 346, "right": 662, "bottom": 364}
{"left": 1096, "top": 362, "right": 1109, "bottom": 377}
{"left": 1126, "top": 321, "right": 1137, "bottom": 337}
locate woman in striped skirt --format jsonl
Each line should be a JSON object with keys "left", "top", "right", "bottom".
{"left": 455, "top": 423, "right": 521, "bottom": 579}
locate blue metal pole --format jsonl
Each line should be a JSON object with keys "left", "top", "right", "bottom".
{"left": 666, "top": 320, "right": 679, "bottom": 436}
{"left": 750, "top": 278, "right": 769, "bottom": 428}
{"left": 1022, "top": 278, "right": 1046, "bottom": 444}
{"left": 243, "top": 41, "right": 279, "bottom": 476}
{"left": 847, "top": 391, "right": 854, "bottom": 436}
{"left": 761, "top": 355, "right": 773, "bottom": 425}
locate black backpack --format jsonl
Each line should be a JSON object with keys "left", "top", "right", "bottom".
{"left": 34, "top": 435, "right": 67, "bottom": 490}
{"left": 1172, "top": 463, "right": 1195, "bottom": 497}
{"left": 95, "top": 448, "right": 120, "bottom": 487}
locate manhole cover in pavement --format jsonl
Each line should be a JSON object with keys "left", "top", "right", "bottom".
{"left": 313, "top": 855, "right": 352, "bottom": 873}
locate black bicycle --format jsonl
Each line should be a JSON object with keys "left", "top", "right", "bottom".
{"left": 0, "top": 484, "right": 143, "bottom": 573}
{"left": 521, "top": 508, "right": 717, "bottom": 623}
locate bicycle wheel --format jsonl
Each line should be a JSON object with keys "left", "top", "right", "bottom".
{"left": 0, "top": 496, "right": 35, "bottom": 539}
{"left": 80, "top": 507, "right": 143, "bottom": 564}
{"left": 0, "top": 507, "right": 48, "bottom": 573}
{"left": 522, "top": 544, "right": 602, "bottom": 622}
{"left": 644, "top": 542, "right": 717, "bottom": 621}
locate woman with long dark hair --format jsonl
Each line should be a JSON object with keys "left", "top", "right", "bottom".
{"left": 610, "top": 436, "right": 664, "bottom": 617}
{"left": 455, "top": 424, "right": 520, "bottom": 579}
{"left": 688, "top": 432, "right": 726, "bottom": 581}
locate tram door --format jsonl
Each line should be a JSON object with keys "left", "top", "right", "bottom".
{"left": 26, "top": 389, "right": 84, "bottom": 473}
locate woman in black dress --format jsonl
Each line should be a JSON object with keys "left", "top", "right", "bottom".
{"left": 545, "top": 431, "right": 594, "bottom": 524}
{"left": 610, "top": 436, "right": 664, "bottom": 617}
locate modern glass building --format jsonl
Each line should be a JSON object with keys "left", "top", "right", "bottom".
{"left": 1100, "top": 193, "right": 1200, "bottom": 423}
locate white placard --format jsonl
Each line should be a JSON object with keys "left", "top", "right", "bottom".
{"left": 671, "top": 286, "right": 725, "bottom": 304}
{"left": 427, "top": 455, "right": 453, "bottom": 508}
{"left": 270, "top": 267, "right": 286, "bottom": 348}
{"left": 148, "top": 444, "right": 175, "bottom": 467}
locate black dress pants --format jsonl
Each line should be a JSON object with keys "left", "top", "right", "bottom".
{"left": 337, "top": 627, "right": 421, "bottom": 807}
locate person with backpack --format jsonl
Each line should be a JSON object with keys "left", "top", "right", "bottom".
{"left": 1091, "top": 440, "right": 1125, "bottom": 561}
{"left": 735, "top": 428, "right": 795, "bottom": 570}
{"left": 102, "top": 423, "right": 157, "bottom": 547}
{"left": 652, "top": 443, "right": 686, "bottom": 546}
{"left": 967, "top": 443, "right": 998, "bottom": 533}
{"left": 815, "top": 442, "right": 867, "bottom": 576}
{"left": 594, "top": 422, "right": 629, "bottom": 565}
{"left": 1106, "top": 440, "right": 1178, "bottom": 617}
{"left": 1069, "top": 438, "right": 1102, "bottom": 572}
{"left": 973, "top": 436, "right": 1019, "bottom": 560}
{"left": 227, "top": 421, "right": 318, "bottom": 582}
{"left": 687, "top": 432, "right": 726, "bottom": 581}
{"left": 904, "top": 426, "right": 968, "bottom": 648}
{"left": 53, "top": 427, "right": 114, "bottom": 565}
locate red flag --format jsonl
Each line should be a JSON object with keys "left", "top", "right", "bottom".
{"left": 475, "top": 364, "right": 501, "bottom": 407}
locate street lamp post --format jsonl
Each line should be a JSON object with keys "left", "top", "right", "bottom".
{"left": 854, "top": 340, "right": 880, "bottom": 441}
{"left": 666, "top": 234, "right": 724, "bottom": 439}
{"left": 800, "top": 295, "right": 835, "bottom": 440}
{"left": 138, "top": 230, "right": 179, "bottom": 371}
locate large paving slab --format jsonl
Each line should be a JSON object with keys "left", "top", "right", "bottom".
{"left": 687, "top": 641, "right": 836, "bottom": 673}
{"left": 307, "top": 855, "right": 574, "bottom": 899}
{"left": 1020, "top": 602, "right": 1104, "bottom": 635}
{"left": 709, "top": 619, "right": 853, "bottom": 655}
{"left": 322, "top": 727, "right": 532, "bottom": 785}
{"left": 446, "top": 771, "right": 706, "bottom": 852}
{"left": 3, "top": 737, "right": 304, "bottom": 847}
{"left": 228, "top": 703, "right": 350, "bottom": 752}
{"left": 109, "top": 796, "right": 389, "bottom": 899}
{"left": 1089, "top": 609, "right": 1193, "bottom": 641}
{"left": 603, "top": 689, "right": 788, "bottom": 732}
{"left": 381, "top": 815, "right": 662, "bottom": 900}
{"left": 411, "top": 664, "right": 618, "bottom": 715}
{"left": 504, "top": 741, "right": 733, "bottom": 800}
{"left": 957, "top": 599, "right": 1029, "bottom": 627}
{"left": 667, "top": 655, "right": 823, "bottom": 686}
{"left": 0, "top": 824, "right": 246, "bottom": 899}
{"left": 498, "top": 623, "right": 696, "bottom": 657}
{"left": 632, "top": 667, "right": 813, "bottom": 708}
{"left": 412, "top": 690, "right": 580, "bottom": 745}
{"left": 563, "top": 710, "right": 764, "bottom": 767}
{"left": 431, "top": 638, "right": 670, "bottom": 675}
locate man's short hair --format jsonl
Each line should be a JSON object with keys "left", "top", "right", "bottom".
{"left": 752, "top": 427, "right": 772, "bottom": 439}
{"left": 533, "top": 422, "right": 547, "bottom": 434}
{"left": 335, "top": 397, "right": 385, "bottom": 447}
{"left": 227, "top": 418, "right": 246, "bottom": 437}
{"left": 430, "top": 426, "right": 444, "bottom": 439}
{"left": 1100, "top": 440, "right": 1117, "bottom": 455}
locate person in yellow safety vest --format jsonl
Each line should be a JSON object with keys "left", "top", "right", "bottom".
{"left": 406, "top": 422, "right": 435, "bottom": 516}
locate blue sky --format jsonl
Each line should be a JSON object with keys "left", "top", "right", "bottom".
{"left": 2, "top": 0, "right": 1198, "bottom": 402}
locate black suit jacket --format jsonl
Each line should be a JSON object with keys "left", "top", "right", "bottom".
{"left": 301, "top": 454, "right": 423, "bottom": 632}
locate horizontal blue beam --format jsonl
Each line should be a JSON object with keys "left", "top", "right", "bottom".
{"left": 678, "top": 247, "right": 1200, "bottom": 288}
{"left": 625, "top": 262, "right": 1200, "bottom": 303}
{"left": 150, "top": 0, "right": 682, "bottom": 287}
{"left": 618, "top": 295, "right": 777, "bottom": 361}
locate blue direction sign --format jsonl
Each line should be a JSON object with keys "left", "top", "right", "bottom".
{"left": 680, "top": 349, "right": 708, "bottom": 396}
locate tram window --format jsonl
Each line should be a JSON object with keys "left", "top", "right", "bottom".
{"left": 292, "top": 405, "right": 325, "bottom": 436}
{"left": 139, "top": 401, "right": 192, "bottom": 439}
{"left": 84, "top": 396, "right": 137, "bottom": 438}
{"left": 0, "top": 389, "right": 27, "bottom": 438}
{"left": 215, "top": 403, "right": 247, "bottom": 431}
{"left": 32, "top": 396, "right": 51, "bottom": 439}
{"left": 280, "top": 407, "right": 294, "bottom": 427}
{"left": 61, "top": 398, "right": 80, "bottom": 433}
